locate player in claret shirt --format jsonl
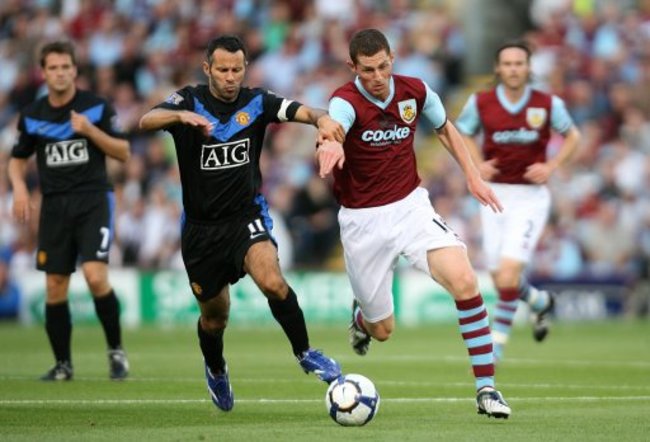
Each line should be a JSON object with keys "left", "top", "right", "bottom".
{"left": 456, "top": 40, "right": 580, "bottom": 361}
{"left": 8, "top": 41, "right": 131, "bottom": 381}
{"left": 316, "top": 28, "right": 511, "bottom": 419}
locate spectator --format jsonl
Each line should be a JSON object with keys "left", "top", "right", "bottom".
{"left": 289, "top": 175, "right": 339, "bottom": 267}
{"left": 577, "top": 198, "right": 635, "bottom": 276}
{"left": 0, "top": 0, "right": 647, "bottom": 281}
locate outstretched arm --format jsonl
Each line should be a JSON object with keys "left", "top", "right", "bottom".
{"left": 437, "top": 121, "right": 503, "bottom": 213}
{"left": 316, "top": 140, "right": 345, "bottom": 178}
{"left": 462, "top": 134, "right": 500, "bottom": 181}
{"left": 313, "top": 96, "right": 355, "bottom": 178}
{"left": 293, "top": 105, "right": 345, "bottom": 144}
{"left": 139, "top": 108, "right": 213, "bottom": 136}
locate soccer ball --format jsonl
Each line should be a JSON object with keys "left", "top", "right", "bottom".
{"left": 325, "top": 373, "right": 380, "bottom": 426}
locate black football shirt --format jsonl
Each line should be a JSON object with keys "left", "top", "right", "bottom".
{"left": 12, "top": 90, "right": 122, "bottom": 195}
{"left": 154, "top": 85, "right": 300, "bottom": 222}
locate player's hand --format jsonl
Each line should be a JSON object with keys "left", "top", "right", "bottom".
{"left": 12, "top": 188, "right": 31, "bottom": 224}
{"left": 316, "top": 139, "right": 345, "bottom": 178}
{"left": 316, "top": 115, "right": 345, "bottom": 144}
{"left": 179, "top": 111, "right": 213, "bottom": 137}
{"left": 478, "top": 158, "right": 499, "bottom": 181}
{"left": 524, "top": 162, "right": 553, "bottom": 184}
{"left": 70, "top": 110, "right": 93, "bottom": 136}
{"left": 467, "top": 174, "right": 503, "bottom": 213}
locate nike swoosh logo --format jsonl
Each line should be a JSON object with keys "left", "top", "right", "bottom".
{"left": 250, "top": 232, "right": 266, "bottom": 240}
{"left": 96, "top": 251, "right": 109, "bottom": 259}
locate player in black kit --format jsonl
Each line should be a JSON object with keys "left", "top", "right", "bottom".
{"left": 139, "top": 35, "right": 345, "bottom": 412}
{"left": 8, "top": 41, "right": 130, "bottom": 381}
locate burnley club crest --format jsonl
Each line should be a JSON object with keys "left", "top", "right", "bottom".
{"left": 526, "top": 107, "right": 547, "bottom": 129}
{"left": 398, "top": 99, "right": 417, "bottom": 124}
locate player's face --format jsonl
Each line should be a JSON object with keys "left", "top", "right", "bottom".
{"left": 42, "top": 53, "right": 77, "bottom": 94}
{"left": 350, "top": 50, "right": 394, "bottom": 101}
{"left": 495, "top": 47, "right": 530, "bottom": 90}
{"left": 203, "top": 48, "right": 246, "bottom": 103}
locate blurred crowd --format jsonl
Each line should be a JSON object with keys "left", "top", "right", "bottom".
{"left": 0, "top": 0, "right": 649, "bottom": 316}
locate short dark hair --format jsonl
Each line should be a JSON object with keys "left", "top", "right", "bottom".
{"left": 494, "top": 40, "right": 531, "bottom": 63}
{"left": 205, "top": 35, "right": 247, "bottom": 64}
{"left": 40, "top": 40, "right": 76, "bottom": 67}
{"left": 349, "top": 29, "right": 391, "bottom": 64}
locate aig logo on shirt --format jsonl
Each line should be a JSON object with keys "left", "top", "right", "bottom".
{"left": 201, "top": 138, "right": 250, "bottom": 170}
{"left": 45, "top": 139, "right": 89, "bottom": 167}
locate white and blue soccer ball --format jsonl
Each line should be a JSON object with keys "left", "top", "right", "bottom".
{"left": 325, "top": 373, "right": 380, "bottom": 426}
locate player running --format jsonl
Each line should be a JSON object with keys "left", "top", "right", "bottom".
{"left": 456, "top": 40, "right": 580, "bottom": 361}
{"left": 316, "top": 28, "right": 511, "bottom": 418}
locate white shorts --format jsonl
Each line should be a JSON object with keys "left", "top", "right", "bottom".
{"left": 481, "top": 183, "right": 551, "bottom": 271}
{"left": 338, "top": 187, "right": 465, "bottom": 322}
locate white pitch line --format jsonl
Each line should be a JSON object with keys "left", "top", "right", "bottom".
{"left": 5, "top": 349, "right": 650, "bottom": 368}
{"left": 4, "top": 355, "right": 649, "bottom": 368}
{"left": 1, "top": 396, "right": 649, "bottom": 406}
{"left": 2, "top": 375, "right": 650, "bottom": 392}
{"left": 335, "top": 355, "right": 650, "bottom": 369}
{"left": 220, "top": 354, "right": 650, "bottom": 369}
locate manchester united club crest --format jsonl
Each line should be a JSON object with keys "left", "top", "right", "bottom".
{"left": 398, "top": 99, "right": 417, "bottom": 124}
{"left": 191, "top": 282, "right": 203, "bottom": 296}
{"left": 526, "top": 107, "right": 547, "bottom": 129}
{"left": 235, "top": 111, "right": 250, "bottom": 126}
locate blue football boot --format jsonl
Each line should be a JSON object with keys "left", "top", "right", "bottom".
{"left": 298, "top": 349, "right": 342, "bottom": 383}
{"left": 204, "top": 362, "right": 234, "bottom": 411}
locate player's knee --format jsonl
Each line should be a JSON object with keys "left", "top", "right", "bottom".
{"left": 493, "top": 271, "right": 519, "bottom": 289}
{"left": 46, "top": 274, "right": 67, "bottom": 291}
{"left": 368, "top": 322, "right": 393, "bottom": 341}
{"left": 257, "top": 274, "right": 288, "bottom": 300}
{"left": 449, "top": 270, "right": 478, "bottom": 299}
{"left": 371, "top": 327, "right": 392, "bottom": 342}
{"left": 201, "top": 314, "right": 229, "bottom": 334}
{"left": 85, "top": 274, "right": 109, "bottom": 295}
{"left": 46, "top": 275, "right": 69, "bottom": 302}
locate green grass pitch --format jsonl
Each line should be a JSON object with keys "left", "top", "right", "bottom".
{"left": 1, "top": 320, "right": 649, "bottom": 441}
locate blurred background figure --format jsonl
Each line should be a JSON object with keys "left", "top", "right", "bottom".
{"left": 456, "top": 40, "right": 580, "bottom": 360}
{"left": 0, "top": 245, "right": 20, "bottom": 319}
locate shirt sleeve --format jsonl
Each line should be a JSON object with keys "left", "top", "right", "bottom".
{"left": 10, "top": 114, "right": 36, "bottom": 159}
{"left": 154, "top": 87, "right": 195, "bottom": 112}
{"left": 328, "top": 97, "right": 355, "bottom": 134}
{"left": 263, "top": 90, "right": 301, "bottom": 124}
{"left": 421, "top": 81, "right": 447, "bottom": 130}
{"left": 455, "top": 94, "right": 481, "bottom": 136}
{"left": 98, "top": 101, "right": 126, "bottom": 138}
{"left": 551, "top": 95, "right": 574, "bottom": 134}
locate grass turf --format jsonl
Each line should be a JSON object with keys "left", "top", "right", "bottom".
{"left": 1, "top": 320, "right": 649, "bottom": 441}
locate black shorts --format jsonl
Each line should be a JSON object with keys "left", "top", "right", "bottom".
{"left": 181, "top": 203, "right": 275, "bottom": 302}
{"left": 37, "top": 191, "right": 115, "bottom": 274}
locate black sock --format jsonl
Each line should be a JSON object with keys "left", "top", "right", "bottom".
{"left": 197, "top": 318, "right": 225, "bottom": 374}
{"left": 93, "top": 290, "right": 122, "bottom": 350}
{"left": 268, "top": 287, "right": 309, "bottom": 357}
{"left": 45, "top": 302, "right": 72, "bottom": 365}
